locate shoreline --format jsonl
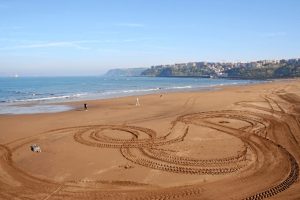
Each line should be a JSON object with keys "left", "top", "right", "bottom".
{"left": 0, "top": 77, "right": 273, "bottom": 115}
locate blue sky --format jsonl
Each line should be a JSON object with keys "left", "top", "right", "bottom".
{"left": 0, "top": 0, "right": 299, "bottom": 76}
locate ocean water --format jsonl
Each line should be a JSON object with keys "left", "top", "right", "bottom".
{"left": 0, "top": 76, "right": 261, "bottom": 114}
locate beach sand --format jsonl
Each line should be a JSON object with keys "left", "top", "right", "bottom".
{"left": 0, "top": 79, "right": 300, "bottom": 199}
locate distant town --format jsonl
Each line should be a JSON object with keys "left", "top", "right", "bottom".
{"left": 106, "top": 58, "right": 300, "bottom": 79}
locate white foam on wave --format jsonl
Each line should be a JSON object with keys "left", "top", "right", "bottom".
{"left": 13, "top": 95, "right": 71, "bottom": 102}
{"left": 12, "top": 93, "right": 87, "bottom": 103}
{"left": 96, "top": 88, "right": 161, "bottom": 98}
{"left": 0, "top": 104, "right": 73, "bottom": 115}
{"left": 122, "top": 88, "right": 161, "bottom": 93}
{"left": 166, "top": 85, "right": 193, "bottom": 89}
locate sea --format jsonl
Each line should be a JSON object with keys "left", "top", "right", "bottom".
{"left": 0, "top": 76, "right": 263, "bottom": 114}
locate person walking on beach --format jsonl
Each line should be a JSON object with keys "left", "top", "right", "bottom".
{"left": 135, "top": 97, "right": 140, "bottom": 106}
{"left": 84, "top": 103, "right": 88, "bottom": 111}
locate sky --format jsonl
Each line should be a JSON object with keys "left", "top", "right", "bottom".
{"left": 0, "top": 0, "right": 300, "bottom": 76}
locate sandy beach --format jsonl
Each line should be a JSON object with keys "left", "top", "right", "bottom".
{"left": 0, "top": 79, "right": 300, "bottom": 200}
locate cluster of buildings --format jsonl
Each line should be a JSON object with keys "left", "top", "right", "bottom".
{"left": 148, "top": 58, "right": 299, "bottom": 77}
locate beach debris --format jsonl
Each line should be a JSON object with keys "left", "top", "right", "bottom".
{"left": 219, "top": 121, "right": 230, "bottom": 124}
{"left": 30, "top": 144, "right": 41, "bottom": 153}
{"left": 119, "top": 164, "right": 134, "bottom": 169}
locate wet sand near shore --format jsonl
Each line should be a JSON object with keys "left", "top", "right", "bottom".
{"left": 0, "top": 79, "right": 300, "bottom": 200}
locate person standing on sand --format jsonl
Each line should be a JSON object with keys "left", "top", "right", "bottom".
{"left": 135, "top": 97, "right": 140, "bottom": 106}
{"left": 84, "top": 103, "right": 88, "bottom": 111}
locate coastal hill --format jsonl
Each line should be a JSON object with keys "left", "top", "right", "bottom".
{"left": 105, "top": 58, "right": 300, "bottom": 79}
{"left": 104, "top": 68, "right": 147, "bottom": 77}
{"left": 141, "top": 58, "right": 300, "bottom": 79}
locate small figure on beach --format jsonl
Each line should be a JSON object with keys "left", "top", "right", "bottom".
{"left": 135, "top": 97, "right": 140, "bottom": 106}
{"left": 84, "top": 103, "right": 88, "bottom": 111}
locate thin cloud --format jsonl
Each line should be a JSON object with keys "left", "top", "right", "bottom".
{"left": 116, "top": 23, "right": 145, "bottom": 28}
{"left": 20, "top": 42, "right": 81, "bottom": 49}
{"left": 0, "top": 38, "right": 151, "bottom": 50}
{"left": 260, "top": 32, "right": 287, "bottom": 38}
{"left": 0, "top": 25, "right": 23, "bottom": 31}
{"left": 0, "top": 41, "right": 90, "bottom": 50}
